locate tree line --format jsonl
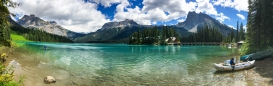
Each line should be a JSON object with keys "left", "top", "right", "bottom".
{"left": 181, "top": 25, "right": 224, "bottom": 43}
{"left": 241, "top": 0, "right": 273, "bottom": 54}
{"left": 180, "top": 23, "right": 245, "bottom": 43}
{"left": 223, "top": 22, "right": 245, "bottom": 43}
{"left": 11, "top": 26, "right": 73, "bottom": 43}
{"left": 129, "top": 26, "right": 180, "bottom": 44}
{"left": 0, "top": 0, "right": 14, "bottom": 46}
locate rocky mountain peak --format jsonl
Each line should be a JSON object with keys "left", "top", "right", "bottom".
{"left": 176, "top": 11, "right": 231, "bottom": 35}
{"left": 49, "top": 21, "right": 57, "bottom": 25}
{"left": 101, "top": 19, "right": 139, "bottom": 30}
{"left": 16, "top": 14, "right": 83, "bottom": 39}
{"left": 18, "top": 15, "right": 43, "bottom": 26}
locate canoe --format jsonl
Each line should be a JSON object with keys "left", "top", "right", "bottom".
{"left": 240, "top": 54, "right": 252, "bottom": 61}
{"left": 214, "top": 60, "right": 255, "bottom": 71}
{"left": 243, "top": 49, "right": 273, "bottom": 61}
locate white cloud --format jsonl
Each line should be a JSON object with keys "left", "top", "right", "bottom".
{"left": 215, "top": 13, "right": 230, "bottom": 23}
{"left": 91, "top": 0, "right": 127, "bottom": 7}
{"left": 243, "top": 25, "right": 247, "bottom": 31}
{"left": 117, "top": 0, "right": 228, "bottom": 24}
{"left": 8, "top": 0, "right": 110, "bottom": 33}
{"left": 152, "top": 21, "right": 157, "bottom": 25}
{"left": 212, "top": 0, "right": 248, "bottom": 12}
{"left": 228, "top": 25, "right": 235, "bottom": 29}
{"left": 236, "top": 14, "right": 245, "bottom": 20}
{"left": 177, "top": 19, "right": 185, "bottom": 22}
{"left": 113, "top": 0, "right": 197, "bottom": 25}
{"left": 196, "top": 0, "right": 218, "bottom": 15}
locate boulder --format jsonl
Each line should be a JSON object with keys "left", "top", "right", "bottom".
{"left": 44, "top": 76, "right": 56, "bottom": 84}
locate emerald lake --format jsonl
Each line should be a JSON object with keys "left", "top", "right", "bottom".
{"left": 9, "top": 42, "right": 252, "bottom": 86}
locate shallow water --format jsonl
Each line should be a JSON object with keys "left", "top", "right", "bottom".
{"left": 7, "top": 42, "right": 257, "bottom": 86}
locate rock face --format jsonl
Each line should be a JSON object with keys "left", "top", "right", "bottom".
{"left": 44, "top": 76, "right": 56, "bottom": 84}
{"left": 177, "top": 11, "right": 232, "bottom": 35}
{"left": 17, "top": 15, "right": 84, "bottom": 39}
{"left": 101, "top": 19, "right": 139, "bottom": 30}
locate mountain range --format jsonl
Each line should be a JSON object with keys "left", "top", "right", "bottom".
{"left": 16, "top": 14, "right": 85, "bottom": 39}
{"left": 74, "top": 11, "right": 232, "bottom": 43}
{"left": 13, "top": 11, "right": 233, "bottom": 43}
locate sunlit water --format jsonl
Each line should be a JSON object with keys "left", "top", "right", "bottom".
{"left": 8, "top": 42, "right": 253, "bottom": 86}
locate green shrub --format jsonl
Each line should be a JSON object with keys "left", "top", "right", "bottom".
{"left": 0, "top": 65, "right": 24, "bottom": 86}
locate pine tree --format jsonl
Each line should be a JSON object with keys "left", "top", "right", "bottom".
{"left": 236, "top": 21, "right": 239, "bottom": 42}
{"left": 242, "top": 0, "right": 273, "bottom": 54}
{"left": 239, "top": 22, "right": 244, "bottom": 41}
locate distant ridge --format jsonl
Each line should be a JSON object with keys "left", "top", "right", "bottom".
{"left": 16, "top": 15, "right": 85, "bottom": 39}
{"left": 101, "top": 19, "right": 139, "bottom": 30}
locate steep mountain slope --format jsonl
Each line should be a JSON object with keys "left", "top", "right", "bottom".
{"left": 8, "top": 17, "right": 74, "bottom": 42}
{"left": 16, "top": 15, "right": 84, "bottom": 39}
{"left": 101, "top": 19, "right": 139, "bottom": 30}
{"left": 74, "top": 20, "right": 190, "bottom": 43}
{"left": 177, "top": 11, "right": 232, "bottom": 35}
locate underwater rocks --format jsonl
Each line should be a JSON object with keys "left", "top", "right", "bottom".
{"left": 44, "top": 76, "right": 56, "bottom": 84}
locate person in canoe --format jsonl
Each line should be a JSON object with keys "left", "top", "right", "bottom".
{"left": 44, "top": 46, "right": 47, "bottom": 50}
{"left": 230, "top": 58, "right": 235, "bottom": 71}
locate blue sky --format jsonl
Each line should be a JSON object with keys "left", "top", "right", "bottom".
{"left": 9, "top": 0, "right": 248, "bottom": 33}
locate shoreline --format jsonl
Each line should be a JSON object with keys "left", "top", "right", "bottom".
{"left": 2, "top": 46, "right": 273, "bottom": 86}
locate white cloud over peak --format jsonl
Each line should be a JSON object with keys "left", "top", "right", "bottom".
{"left": 215, "top": 13, "right": 230, "bottom": 23}
{"left": 228, "top": 25, "right": 235, "bottom": 29}
{"left": 196, "top": 0, "right": 217, "bottom": 15}
{"left": 9, "top": 0, "right": 110, "bottom": 33}
{"left": 177, "top": 19, "right": 185, "bottom": 22}
{"left": 236, "top": 14, "right": 245, "bottom": 20}
{"left": 212, "top": 0, "right": 248, "bottom": 12}
{"left": 91, "top": 0, "right": 127, "bottom": 7}
{"left": 113, "top": 0, "right": 197, "bottom": 25}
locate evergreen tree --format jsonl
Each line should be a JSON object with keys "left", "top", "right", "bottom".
{"left": 242, "top": 0, "right": 273, "bottom": 54}
{"left": 0, "top": 0, "right": 21, "bottom": 46}
{"left": 128, "top": 26, "right": 180, "bottom": 44}
{"left": 10, "top": 26, "right": 73, "bottom": 43}
{"left": 236, "top": 21, "right": 239, "bottom": 42}
{"left": 180, "top": 25, "right": 224, "bottom": 43}
{"left": 230, "top": 28, "right": 235, "bottom": 43}
{"left": 239, "top": 22, "right": 245, "bottom": 41}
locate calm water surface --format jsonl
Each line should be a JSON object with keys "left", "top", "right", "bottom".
{"left": 9, "top": 42, "right": 248, "bottom": 86}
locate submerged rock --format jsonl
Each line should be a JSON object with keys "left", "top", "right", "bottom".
{"left": 44, "top": 76, "right": 56, "bottom": 84}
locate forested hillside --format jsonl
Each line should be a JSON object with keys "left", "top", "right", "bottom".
{"left": 0, "top": 0, "right": 12, "bottom": 46}
{"left": 129, "top": 26, "right": 180, "bottom": 44}
{"left": 241, "top": 0, "right": 273, "bottom": 54}
{"left": 10, "top": 26, "right": 73, "bottom": 43}
{"left": 180, "top": 23, "right": 245, "bottom": 43}
{"left": 7, "top": 16, "right": 73, "bottom": 43}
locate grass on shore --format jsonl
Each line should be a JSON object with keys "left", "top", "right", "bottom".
{"left": 10, "top": 30, "right": 32, "bottom": 47}
{"left": 10, "top": 30, "right": 31, "bottom": 42}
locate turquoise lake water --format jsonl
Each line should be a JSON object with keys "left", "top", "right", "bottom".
{"left": 10, "top": 42, "right": 248, "bottom": 86}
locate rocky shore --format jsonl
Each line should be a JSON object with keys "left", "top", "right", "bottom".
{"left": 245, "top": 57, "right": 273, "bottom": 85}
